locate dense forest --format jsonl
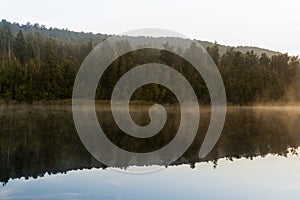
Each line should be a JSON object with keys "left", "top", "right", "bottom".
{"left": 0, "top": 19, "right": 299, "bottom": 104}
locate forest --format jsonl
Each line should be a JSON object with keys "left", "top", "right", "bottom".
{"left": 0, "top": 19, "right": 299, "bottom": 104}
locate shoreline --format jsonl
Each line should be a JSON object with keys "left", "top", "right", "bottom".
{"left": 1, "top": 99, "right": 300, "bottom": 109}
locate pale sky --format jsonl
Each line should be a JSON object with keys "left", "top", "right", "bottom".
{"left": 0, "top": 0, "right": 299, "bottom": 55}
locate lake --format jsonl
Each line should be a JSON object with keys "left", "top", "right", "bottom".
{"left": 0, "top": 105, "right": 300, "bottom": 200}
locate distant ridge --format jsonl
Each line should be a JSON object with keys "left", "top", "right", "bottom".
{"left": 196, "top": 40, "right": 280, "bottom": 57}
{"left": 0, "top": 19, "right": 280, "bottom": 57}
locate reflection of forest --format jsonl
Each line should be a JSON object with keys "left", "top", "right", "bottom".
{"left": 0, "top": 106, "right": 300, "bottom": 185}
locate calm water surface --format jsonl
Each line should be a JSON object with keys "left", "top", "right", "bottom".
{"left": 0, "top": 105, "right": 300, "bottom": 200}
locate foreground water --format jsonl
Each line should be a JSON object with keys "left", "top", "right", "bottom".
{"left": 0, "top": 105, "right": 300, "bottom": 200}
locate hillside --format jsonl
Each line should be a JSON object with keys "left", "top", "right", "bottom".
{"left": 0, "top": 19, "right": 107, "bottom": 45}
{"left": 0, "top": 19, "right": 280, "bottom": 57}
{"left": 0, "top": 19, "right": 298, "bottom": 104}
{"left": 197, "top": 40, "right": 279, "bottom": 57}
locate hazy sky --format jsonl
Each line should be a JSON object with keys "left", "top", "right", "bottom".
{"left": 1, "top": 0, "right": 299, "bottom": 55}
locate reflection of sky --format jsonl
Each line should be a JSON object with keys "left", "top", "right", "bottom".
{"left": 1, "top": 154, "right": 300, "bottom": 200}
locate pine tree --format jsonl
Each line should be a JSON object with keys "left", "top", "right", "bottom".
{"left": 14, "top": 30, "right": 26, "bottom": 65}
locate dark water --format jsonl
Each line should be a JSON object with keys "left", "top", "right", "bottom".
{"left": 0, "top": 105, "right": 300, "bottom": 199}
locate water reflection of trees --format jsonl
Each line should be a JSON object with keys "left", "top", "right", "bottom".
{"left": 181, "top": 109, "right": 300, "bottom": 168}
{"left": 0, "top": 107, "right": 299, "bottom": 185}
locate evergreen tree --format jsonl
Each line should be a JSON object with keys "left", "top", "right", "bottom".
{"left": 206, "top": 41, "right": 220, "bottom": 66}
{"left": 14, "top": 30, "right": 26, "bottom": 65}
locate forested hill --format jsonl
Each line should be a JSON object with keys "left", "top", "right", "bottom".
{"left": 0, "top": 20, "right": 279, "bottom": 57}
{"left": 0, "top": 20, "right": 108, "bottom": 45}
{"left": 195, "top": 40, "right": 279, "bottom": 57}
{"left": 0, "top": 19, "right": 299, "bottom": 104}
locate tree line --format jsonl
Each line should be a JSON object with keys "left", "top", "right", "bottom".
{"left": 0, "top": 20, "right": 299, "bottom": 104}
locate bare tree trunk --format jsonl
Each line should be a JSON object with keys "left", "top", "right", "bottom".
{"left": 8, "top": 37, "right": 11, "bottom": 62}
